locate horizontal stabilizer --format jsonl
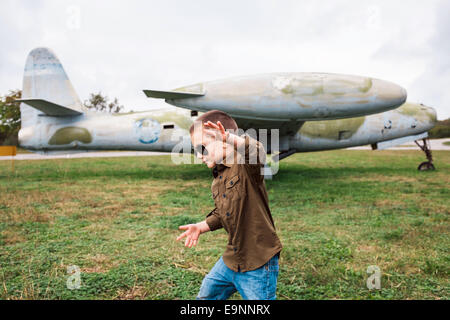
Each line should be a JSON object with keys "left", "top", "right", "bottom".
{"left": 375, "top": 132, "right": 428, "bottom": 150}
{"left": 143, "top": 89, "right": 204, "bottom": 100}
{"left": 16, "top": 99, "right": 83, "bottom": 117}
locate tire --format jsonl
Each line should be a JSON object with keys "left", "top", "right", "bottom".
{"left": 418, "top": 162, "right": 435, "bottom": 171}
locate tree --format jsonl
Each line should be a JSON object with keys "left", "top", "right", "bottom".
{"left": 84, "top": 92, "right": 124, "bottom": 113}
{"left": 0, "top": 90, "right": 21, "bottom": 146}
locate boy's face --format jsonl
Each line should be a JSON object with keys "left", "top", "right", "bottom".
{"left": 190, "top": 125, "right": 225, "bottom": 169}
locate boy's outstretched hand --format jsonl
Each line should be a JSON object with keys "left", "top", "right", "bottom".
{"left": 176, "top": 221, "right": 210, "bottom": 248}
{"left": 204, "top": 120, "right": 244, "bottom": 151}
{"left": 204, "top": 120, "right": 228, "bottom": 144}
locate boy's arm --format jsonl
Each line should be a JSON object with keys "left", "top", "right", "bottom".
{"left": 226, "top": 133, "right": 266, "bottom": 171}
{"left": 205, "top": 207, "right": 223, "bottom": 231}
{"left": 203, "top": 120, "right": 266, "bottom": 167}
{"left": 240, "top": 134, "right": 266, "bottom": 165}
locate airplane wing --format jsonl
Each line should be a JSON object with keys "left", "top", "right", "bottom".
{"left": 16, "top": 99, "right": 83, "bottom": 117}
{"left": 143, "top": 90, "right": 204, "bottom": 99}
{"left": 373, "top": 132, "right": 428, "bottom": 150}
{"left": 231, "top": 116, "right": 305, "bottom": 137}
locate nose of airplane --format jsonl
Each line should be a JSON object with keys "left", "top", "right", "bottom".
{"left": 422, "top": 104, "right": 437, "bottom": 128}
{"left": 374, "top": 79, "right": 408, "bottom": 109}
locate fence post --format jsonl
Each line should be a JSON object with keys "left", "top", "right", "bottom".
{"left": 0, "top": 146, "right": 17, "bottom": 173}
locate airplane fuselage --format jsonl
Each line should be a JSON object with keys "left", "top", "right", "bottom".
{"left": 19, "top": 102, "right": 436, "bottom": 154}
{"left": 17, "top": 47, "right": 437, "bottom": 157}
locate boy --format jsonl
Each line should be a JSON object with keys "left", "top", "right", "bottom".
{"left": 176, "top": 110, "right": 282, "bottom": 300}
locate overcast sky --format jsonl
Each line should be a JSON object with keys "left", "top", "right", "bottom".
{"left": 1, "top": 0, "right": 449, "bottom": 119}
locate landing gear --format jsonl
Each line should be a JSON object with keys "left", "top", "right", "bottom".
{"left": 415, "top": 138, "right": 435, "bottom": 171}
{"left": 418, "top": 161, "right": 435, "bottom": 171}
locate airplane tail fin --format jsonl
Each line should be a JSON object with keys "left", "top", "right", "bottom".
{"left": 20, "top": 47, "right": 86, "bottom": 127}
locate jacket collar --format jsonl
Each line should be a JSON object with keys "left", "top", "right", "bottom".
{"left": 212, "top": 163, "right": 231, "bottom": 178}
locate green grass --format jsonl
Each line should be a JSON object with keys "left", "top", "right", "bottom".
{"left": 0, "top": 150, "right": 449, "bottom": 300}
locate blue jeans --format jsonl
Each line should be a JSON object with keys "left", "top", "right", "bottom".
{"left": 197, "top": 254, "right": 279, "bottom": 300}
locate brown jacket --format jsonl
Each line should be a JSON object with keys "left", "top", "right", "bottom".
{"left": 205, "top": 134, "right": 282, "bottom": 272}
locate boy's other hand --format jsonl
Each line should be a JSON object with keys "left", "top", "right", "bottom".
{"left": 177, "top": 224, "right": 201, "bottom": 248}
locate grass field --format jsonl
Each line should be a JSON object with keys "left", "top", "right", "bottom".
{"left": 0, "top": 150, "right": 449, "bottom": 300}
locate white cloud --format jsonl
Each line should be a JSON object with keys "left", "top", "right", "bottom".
{"left": 0, "top": 0, "right": 448, "bottom": 118}
{"left": 408, "top": 0, "right": 450, "bottom": 119}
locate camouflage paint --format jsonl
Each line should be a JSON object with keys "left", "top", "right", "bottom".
{"left": 165, "top": 72, "right": 406, "bottom": 121}
{"left": 20, "top": 99, "right": 435, "bottom": 155}
{"left": 300, "top": 117, "right": 365, "bottom": 140}
{"left": 48, "top": 127, "right": 92, "bottom": 145}
{"left": 397, "top": 102, "right": 437, "bottom": 123}
{"left": 293, "top": 102, "right": 437, "bottom": 152}
{"left": 19, "top": 107, "right": 194, "bottom": 152}
{"left": 17, "top": 47, "right": 437, "bottom": 156}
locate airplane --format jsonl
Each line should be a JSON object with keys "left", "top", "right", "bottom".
{"left": 16, "top": 47, "right": 437, "bottom": 175}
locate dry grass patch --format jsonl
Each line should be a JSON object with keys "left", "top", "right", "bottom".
{"left": 115, "top": 285, "right": 148, "bottom": 300}
{"left": 356, "top": 245, "right": 379, "bottom": 253}
{"left": 374, "top": 199, "right": 406, "bottom": 208}
{"left": 1, "top": 230, "right": 26, "bottom": 244}
{"left": 349, "top": 175, "right": 418, "bottom": 183}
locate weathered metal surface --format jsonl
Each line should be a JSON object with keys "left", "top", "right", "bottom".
{"left": 19, "top": 107, "right": 194, "bottom": 152}
{"left": 151, "top": 72, "right": 407, "bottom": 121}
{"left": 293, "top": 102, "right": 436, "bottom": 152}
{"left": 376, "top": 132, "right": 428, "bottom": 150}
{"left": 17, "top": 48, "right": 436, "bottom": 156}
{"left": 19, "top": 100, "right": 436, "bottom": 154}
{"left": 16, "top": 99, "right": 83, "bottom": 116}
{"left": 21, "top": 48, "right": 87, "bottom": 127}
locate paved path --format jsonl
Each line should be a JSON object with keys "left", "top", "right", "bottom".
{"left": 1, "top": 139, "right": 448, "bottom": 161}
{"left": 347, "top": 138, "right": 450, "bottom": 150}
{"left": 0, "top": 151, "right": 171, "bottom": 161}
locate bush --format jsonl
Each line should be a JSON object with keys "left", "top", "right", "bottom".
{"left": 429, "top": 119, "right": 450, "bottom": 139}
